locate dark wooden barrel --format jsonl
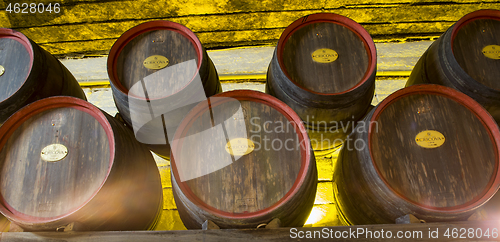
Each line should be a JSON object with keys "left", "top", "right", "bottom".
{"left": 407, "top": 9, "right": 500, "bottom": 123}
{"left": 0, "top": 96, "right": 162, "bottom": 231}
{"left": 266, "top": 13, "right": 376, "bottom": 151}
{"left": 333, "top": 84, "right": 500, "bottom": 225}
{"left": 107, "top": 20, "right": 221, "bottom": 159}
{"left": 0, "top": 28, "right": 86, "bottom": 124}
{"left": 170, "top": 90, "right": 317, "bottom": 229}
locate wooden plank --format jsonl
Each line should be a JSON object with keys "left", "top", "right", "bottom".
{"left": 38, "top": 22, "right": 440, "bottom": 55}
{"left": 14, "top": 1, "right": 498, "bottom": 55}
{"left": 28, "top": 19, "right": 445, "bottom": 47}
{"left": 2, "top": 0, "right": 500, "bottom": 28}
{"left": 327, "top": 0, "right": 500, "bottom": 8}
{"left": 10, "top": 3, "right": 500, "bottom": 36}
{"left": 2, "top": 221, "right": 500, "bottom": 241}
{"left": 2, "top": 0, "right": 499, "bottom": 10}
{"left": 1, "top": 0, "right": 324, "bottom": 28}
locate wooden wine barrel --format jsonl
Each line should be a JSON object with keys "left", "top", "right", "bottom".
{"left": 0, "top": 97, "right": 162, "bottom": 231}
{"left": 333, "top": 84, "right": 500, "bottom": 225}
{"left": 266, "top": 13, "right": 376, "bottom": 151}
{"left": 107, "top": 20, "right": 221, "bottom": 159}
{"left": 407, "top": 9, "right": 500, "bottom": 123}
{"left": 170, "top": 90, "right": 317, "bottom": 229}
{"left": 0, "top": 28, "right": 86, "bottom": 124}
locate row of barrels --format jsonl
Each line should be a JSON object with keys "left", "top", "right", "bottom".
{"left": 0, "top": 8, "right": 498, "bottom": 231}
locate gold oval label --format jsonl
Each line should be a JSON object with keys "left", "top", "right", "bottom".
{"left": 482, "top": 45, "right": 500, "bottom": 60}
{"left": 41, "top": 144, "right": 68, "bottom": 162}
{"left": 143, "top": 55, "right": 169, "bottom": 70}
{"left": 415, "top": 130, "right": 445, "bottom": 149}
{"left": 312, "top": 48, "right": 338, "bottom": 63}
{"left": 225, "top": 138, "right": 255, "bottom": 156}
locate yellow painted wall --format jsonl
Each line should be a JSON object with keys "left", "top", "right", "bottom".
{"left": 1, "top": 0, "right": 499, "bottom": 55}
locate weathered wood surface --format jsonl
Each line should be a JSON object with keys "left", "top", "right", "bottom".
{"left": 108, "top": 21, "right": 221, "bottom": 159}
{"left": 282, "top": 22, "right": 369, "bottom": 93}
{"left": 334, "top": 85, "right": 500, "bottom": 225}
{"left": 407, "top": 10, "right": 500, "bottom": 123}
{"left": 0, "top": 38, "right": 31, "bottom": 102}
{"left": 0, "top": 108, "right": 110, "bottom": 219}
{"left": 181, "top": 101, "right": 302, "bottom": 214}
{"left": 372, "top": 94, "right": 496, "bottom": 207}
{"left": 171, "top": 91, "right": 317, "bottom": 229}
{"left": 2, "top": 221, "right": 500, "bottom": 241}
{"left": 115, "top": 29, "right": 198, "bottom": 98}
{"left": 0, "top": 29, "right": 86, "bottom": 123}
{"left": 0, "top": 97, "right": 162, "bottom": 231}
{"left": 452, "top": 18, "right": 500, "bottom": 91}
{"left": 266, "top": 14, "right": 376, "bottom": 151}
{"left": 1, "top": 0, "right": 499, "bottom": 55}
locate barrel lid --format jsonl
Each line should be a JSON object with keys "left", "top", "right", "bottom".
{"left": 277, "top": 13, "right": 376, "bottom": 95}
{"left": 107, "top": 20, "right": 203, "bottom": 100}
{"left": 451, "top": 9, "right": 500, "bottom": 91}
{"left": 369, "top": 84, "right": 500, "bottom": 213}
{"left": 0, "top": 97, "right": 114, "bottom": 223}
{"left": 171, "top": 90, "right": 312, "bottom": 219}
{"left": 0, "top": 29, "right": 33, "bottom": 103}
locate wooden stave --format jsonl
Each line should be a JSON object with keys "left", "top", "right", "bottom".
{"left": 333, "top": 84, "right": 500, "bottom": 225}
{"left": 172, "top": 166, "right": 317, "bottom": 229}
{"left": 406, "top": 9, "right": 500, "bottom": 123}
{"left": 0, "top": 96, "right": 162, "bottom": 231}
{"left": 107, "top": 20, "right": 221, "bottom": 159}
{"left": 170, "top": 90, "right": 317, "bottom": 229}
{"left": 265, "top": 13, "right": 376, "bottom": 151}
{"left": 0, "top": 29, "right": 86, "bottom": 124}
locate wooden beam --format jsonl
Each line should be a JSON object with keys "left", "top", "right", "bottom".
{"left": 3, "top": 2, "right": 498, "bottom": 55}
{"left": 1, "top": 221, "right": 500, "bottom": 241}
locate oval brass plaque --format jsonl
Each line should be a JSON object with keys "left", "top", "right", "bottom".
{"left": 482, "top": 45, "right": 500, "bottom": 60}
{"left": 415, "top": 130, "right": 445, "bottom": 149}
{"left": 225, "top": 138, "right": 255, "bottom": 156}
{"left": 41, "top": 144, "right": 68, "bottom": 162}
{"left": 143, "top": 55, "right": 169, "bottom": 70}
{"left": 312, "top": 48, "right": 339, "bottom": 63}
{"left": 0, "top": 65, "right": 4, "bottom": 76}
